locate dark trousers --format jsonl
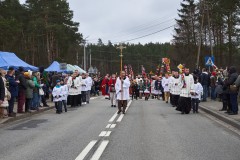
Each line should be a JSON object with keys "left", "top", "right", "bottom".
{"left": 62, "top": 100, "right": 67, "bottom": 112}
{"left": 25, "top": 98, "right": 32, "bottom": 112}
{"left": 170, "top": 93, "right": 173, "bottom": 105}
{"left": 82, "top": 91, "right": 86, "bottom": 103}
{"left": 178, "top": 97, "right": 191, "bottom": 114}
{"left": 172, "top": 94, "right": 180, "bottom": 106}
{"left": 118, "top": 100, "right": 127, "bottom": 112}
{"left": 202, "top": 85, "right": 208, "bottom": 101}
{"left": 55, "top": 101, "right": 62, "bottom": 113}
{"left": 222, "top": 93, "right": 231, "bottom": 110}
{"left": 41, "top": 95, "right": 47, "bottom": 106}
{"left": 230, "top": 93, "right": 238, "bottom": 113}
{"left": 8, "top": 96, "right": 15, "bottom": 114}
{"left": 211, "top": 86, "right": 216, "bottom": 100}
{"left": 18, "top": 90, "right": 26, "bottom": 112}
{"left": 191, "top": 98, "right": 199, "bottom": 112}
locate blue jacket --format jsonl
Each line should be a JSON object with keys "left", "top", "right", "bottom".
{"left": 6, "top": 74, "right": 19, "bottom": 97}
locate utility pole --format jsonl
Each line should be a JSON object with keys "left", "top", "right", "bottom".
{"left": 82, "top": 36, "right": 89, "bottom": 71}
{"left": 197, "top": 0, "right": 205, "bottom": 68}
{"left": 76, "top": 51, "right": 79, "bottom": 66}
{"left": 206, "top": 2, "right": 214, "bottom": 57}
{"left": 89, "top": 49, "right": 92, "bottom": 67}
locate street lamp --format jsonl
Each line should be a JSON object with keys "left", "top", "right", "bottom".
{"left": 81, "top": 36, "right": 90, "bottom": 71}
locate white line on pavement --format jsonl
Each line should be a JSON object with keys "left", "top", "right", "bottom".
{"left": 105, "top": 131, "right": 111, "bottom": 136}
{"left": 90, "top": 140, "right": 109, "bottom": 160}
{"left": 99, "top": 131, "right": 107, "bottom": 137}
{"left": 116, "top": 114, "right": 124, "bottom": 122}
{"left": 108, "top": 112, "right": 118, "bottom": 123}
{"left": 75, "top": 140, "right": 97, "bottom": 160}
{"left": 110, "top": 124, "right": 116, "bottom": 129}
{"left": 99, "top": 131, "right": 111, "bottom": 137}
{"left": 125, "top": 100, "right": 132, "bottom": 112}
{"left": 106, "top": 124, "right": 111, "bottom": 128}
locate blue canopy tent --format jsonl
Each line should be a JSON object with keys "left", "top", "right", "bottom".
{"left": 0, "top": 51, "right": 38, "bottom": 71}
{"left": 74, "top": 65, "right": 86, "bottom": 74}
{"left": 45, "top": 61, "right": 67, "bottom": 72}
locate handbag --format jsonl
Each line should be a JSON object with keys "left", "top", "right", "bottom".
{"left": 230, "top": 85, "right": 238, "bottom": 93}
{"left": 6, "top": 90, "right": 11, "bottom": 101}
{"left": 39, "top": 88, "right": 45, "bottom": 95}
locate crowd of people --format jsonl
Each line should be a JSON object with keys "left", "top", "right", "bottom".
{"left": 0, "top": 67, "right": 96, "bottom": 118}
{"left": 0, "top": 65, "right": 239, "bottom": 118}
{"left": 101, "top": 66, "right": 240, "bottom": 115}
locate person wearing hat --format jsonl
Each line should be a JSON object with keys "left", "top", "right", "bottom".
{"left": 6, "top": 67, "right": 19, "bottom": 117}
{"left": 17, "top": 67, "right": 27, "bottom": 113}
{"left": 52, "top": 79, "right": 63, "bottom": 114}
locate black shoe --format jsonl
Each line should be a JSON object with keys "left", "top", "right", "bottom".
{"left": 114, "top": 105, "right": 116, "bottom": 107}
{"left": 117, "top": 110, "right": 121, "bottom": 114}
{"left": 181, "top": 112, "right": 184, "bottom": 114}
{"left": 166, "top": 101, "right": 168, "bottom": 103}
{"left": 65, "top": 110, "right": 67, "bottom": 112}
{"left": 228, "top": 112, "right": 238, "bottom": 115}
{"left": 111, "top": 105, "right": 113, "bottom": 107}
{"left": 122, "top": 112, "right": 125, "bottom": 114}
{"left": 219, "top": 109, "right": 226, "bottom": 111}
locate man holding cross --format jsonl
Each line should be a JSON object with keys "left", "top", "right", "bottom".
{"left": 115, "top": 71, "right": 130, "bottom": 114}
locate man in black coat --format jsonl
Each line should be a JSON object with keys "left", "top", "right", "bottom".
{"left": 200, "top": 68, "right": 210, "bottom": 101}
{"left": 0, "top": 74, "right": 5, "bottom": 107}
{"left": 17, "top": 67, "right": 27, "bottom": 113}
{"left": 226, "top": 66, "right": 239, "bottom": 115}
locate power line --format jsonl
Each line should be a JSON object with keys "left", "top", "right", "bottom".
{"left": 88, "top": 13, "right": 177, "bottom": 42}
{"left": 113, "top": 25, "right": 175, "bottom": 44}
{"left": 109, "top": 19, "right": 175, "bottom": 41}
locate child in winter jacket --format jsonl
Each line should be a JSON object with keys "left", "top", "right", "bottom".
{"left": 191, "top": 76, "right": 203, "bottom": 113}
{"left": 61, "top": 79, "right": 68, "bottom": 112}
{"left": 52, "top": 80, "right": 63, "bottom": 114}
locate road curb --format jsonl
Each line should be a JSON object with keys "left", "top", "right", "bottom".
{"left": 1, "top": 106, "right": 55, "bottom": 124}
{"left": 199, "top": 105, "right": 240, "bottom": 130}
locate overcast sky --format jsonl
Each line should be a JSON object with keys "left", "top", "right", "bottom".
{"left": 19, "top": 0, "right": 182, "bottom": 44}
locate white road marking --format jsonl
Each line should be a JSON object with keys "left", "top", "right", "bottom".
{"left": 99, "top": 131, "right": 111, "bottom": 137}
{"left": 90, "top": 97, "right": 97, "bottom": 100}
{"left": 125, "top": 100, "right": 132, "bottom": 112}
{"left": 109, "top": 112, "right": 118, "bottom": 122}
{"left": 75, "top": 140, "right": 97, "bottom": 160}
{"left": 110, "top": 124, "right": 116, "bottom": 129}
{"left": 105, "top": 131, "right": 111, "bottom": 137}
{"left": 116, "top": 114, "right": 124, "bottom": 122}
{"left": 101, "top": 97, "right": 105, "bottom": 100}
{"left": 99, "top": 131, "right": 107, "bottom": 137}
{"left": 90, "top": 140, "right": 109, "bottom": 160}
{"left": 106, "top": 124, "right": 111, "bottom": 128}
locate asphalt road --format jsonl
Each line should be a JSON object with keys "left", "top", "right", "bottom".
{"left": 0, "top": 97, "right": 240, "bottom": 160}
